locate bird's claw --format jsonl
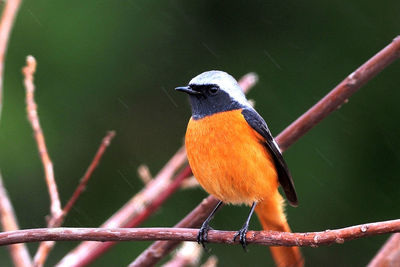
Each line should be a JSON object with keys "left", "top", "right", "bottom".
{"left": 197, "top": 222, "right": 213, "bottom": 251}
{"left": 233, "top": 224, "right": 249, "bottom": 251}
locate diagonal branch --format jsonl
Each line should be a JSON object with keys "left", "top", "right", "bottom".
{"left": 0, "top": 218, "right": 399, "bottom": 246}
{"left": 62, "top": 130, "right": 116, "bottom": 218}
{"left": 276, "top": 35, "right": 400, "bottom": 151}
{"left": 131, "top": 35, "right": 400, "bottom": 267}
{"left": 33, "top": 131, "right": 116, "bottom": 267}
{"left": 368, "top": 233, "right": 400, "bottom": 267}
{"left": 0, "top": 172, "right": 32, "bottom": 267}
{"left": 23, "top": 55, "right": 63, "bottom": 220}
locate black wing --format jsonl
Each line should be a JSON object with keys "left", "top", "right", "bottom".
{"left": 242, "top": 108, "right": 298, "bottom": 206}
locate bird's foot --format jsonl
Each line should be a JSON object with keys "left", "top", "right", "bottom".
{"left": 197, "top": 221, "right": 213, "bottom": 251}
{"left": 233, "top": 223, "right": 249, "bottom": 251}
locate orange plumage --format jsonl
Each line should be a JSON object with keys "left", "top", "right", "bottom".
{"left": 186, "top": 109, "right": 278, "bottom": 204}
{"left": 185, "top": 109, "right": 303, "bottom": 267}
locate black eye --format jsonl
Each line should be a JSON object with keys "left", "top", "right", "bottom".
{"left": 208, "top": 86, "right": 219, "bottom": 95}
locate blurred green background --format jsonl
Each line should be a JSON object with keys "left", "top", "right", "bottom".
{"left": 0, "top": 0, "right": 399, "bottom": 266}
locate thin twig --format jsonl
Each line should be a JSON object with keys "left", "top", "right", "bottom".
{"left": 62, "top": 131, "right": 116, "bottom": 217}
{"left": 0, "top": 219, "right": 399, "bottom": 246}
{"left": 23, "top": 56, "right": 63, "bottom": 267}
{"left": 0, "top": 172, "right": 32, "bottom": 267}
{"left": 368, "top": 233, "right": 400, "bottom": 267}
{"left": 23, "top": 55, "right": 63, "bottom": 219}
{"left": 55, "top": 72, "right": 259, "bottom": 267}
{"left": 131, "top": 36, "right": 400, "bottom": 267}
{"left": 137, "top": 165, "right": 153, "bottom": 184}
{"left": 33, "top": 131, "right": 116, "bottom": 267}
{"left": 162, "top": 242, "right": 202, "bottom": 267}
{"left": 238, "top": 72, "right": 258, "bottom": 94}
{"left": 0, "top": 0, "right": 22, "bottom": 122}
{"left": 180, "top": 176, "right": 199, "bottom": 189}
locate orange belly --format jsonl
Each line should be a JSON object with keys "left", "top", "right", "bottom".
{"left": 185, "top": 109, "right": 279, "bottom": 205}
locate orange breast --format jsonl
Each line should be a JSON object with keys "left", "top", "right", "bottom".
{"left": 185, "top": 109, "right": 279, "bottom": 205}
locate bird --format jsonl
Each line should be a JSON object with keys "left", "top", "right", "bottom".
{"left": 175, "top": 70, "right": 304, "bottom": 267}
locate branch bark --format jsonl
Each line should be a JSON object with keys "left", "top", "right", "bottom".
{"left": 368, "top": 233, "right": 400, "bottom": 267}
{"left": 131, "top": 35, "right": 400, "bottom": 267}
{"left": 0, "top": 219, "right": 399, "bottom": 246}
{"left": 23, "top": 55, "right": 63, "bottom": 220}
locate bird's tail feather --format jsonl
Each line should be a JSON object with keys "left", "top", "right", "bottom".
{"left": 255, "top": 194, "right": 304, "bottom": 267}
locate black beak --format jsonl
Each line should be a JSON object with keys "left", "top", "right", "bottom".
{"left": 175, "top": 86, "right": 202, "bottom": 95}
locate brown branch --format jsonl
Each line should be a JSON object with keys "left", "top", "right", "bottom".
{"left": 62, "top": 130, "right": 116, "bottom": 217}
{"left": 23, "top": 55, "right": 62, "bottom": 267}
{"left": 0, "top": 0, "right": 22, "bottom": 121}
{"left": 23, "top": 55, "right": 63, "bottom": 219}
{"left": 368, "top": 233, "right": 400, "bottom": 267}
{"left": 33, "top": 131, "right": 116, "bottom": 267}
{"left": 0, "top": 219, "right": 399, "bottom": 246}
{"left": 131, "top": 36, "right": 400, "bottom": 267}
{"left": 276, "top": 35, "right": 400, "bottom": 151}
{"left": 0, "top": 172, "right": 32, "bottom": 267}
{"left": 55, "top": 72, "right": 259, "bottom": 267}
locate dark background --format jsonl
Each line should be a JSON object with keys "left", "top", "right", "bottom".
{"left": 0, "top": 1, "right": 399, "bottom": 266}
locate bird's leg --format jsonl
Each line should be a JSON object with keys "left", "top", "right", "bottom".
{"left": 233, "top": 201, "right": 257, "bottom": 251}
{"left": 198, "top": 200, "right": 223, "bottom": 249}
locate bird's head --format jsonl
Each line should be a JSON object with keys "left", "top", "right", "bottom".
{"left": 175, "top": 70, "right": 251, "bottom": 119}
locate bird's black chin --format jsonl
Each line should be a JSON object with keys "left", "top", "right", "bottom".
{"left": 188, "top": 90, "right": 244, "bottom": 120}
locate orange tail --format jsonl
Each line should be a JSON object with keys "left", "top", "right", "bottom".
{"left": 255, "top": 194, "right": 304, "bottom": 267}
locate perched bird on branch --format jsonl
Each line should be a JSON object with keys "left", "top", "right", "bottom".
{"left": 176, "top": 70, "right": 303, "bottom": 267}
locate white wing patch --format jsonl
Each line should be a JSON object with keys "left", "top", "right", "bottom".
{"left": 272, "top": 139, "right": 282, "bottom": 154}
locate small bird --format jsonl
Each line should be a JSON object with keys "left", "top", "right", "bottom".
{"left": 176, "top": 70, "right": 303, "bottom": 267}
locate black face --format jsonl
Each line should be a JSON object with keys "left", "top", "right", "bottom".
{"left": 178, "top": 84, "right": 244, "bottom": 120}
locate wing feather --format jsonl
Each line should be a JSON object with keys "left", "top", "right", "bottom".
{"left": 242, "top": 108, "right": 298, "bottom": 206}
